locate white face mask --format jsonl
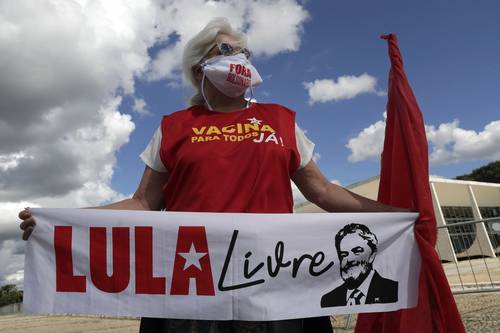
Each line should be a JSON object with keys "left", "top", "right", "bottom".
{"left": 200, "top": 53, "right": 263, "bottom": 110}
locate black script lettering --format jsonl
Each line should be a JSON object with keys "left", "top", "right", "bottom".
{"left": 292, "top": 252, "right": 333, "bottom": 278}
{"left": 218, "top": 230, "right": 265, "bottom": 291}
{"left": 292, "top": 255, "right": 312, "bottom": 278}
{"left": 309, "top": 252, "right": 333, "bottom": 276}
{"left": 267, "top": 241, "right": 291, "bottom": 277}
{"left": 244, "top": 251, "right": 264, "bottom": 279}
{"left": 218, "top": 231, "right": 334, "bottom": 292}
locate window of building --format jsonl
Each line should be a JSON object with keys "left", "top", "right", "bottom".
{"left": 479, "top": 207, "right": 500, "bottom": 251}
{"left": 441, "top": 206, "right": 476, "bottom": 254}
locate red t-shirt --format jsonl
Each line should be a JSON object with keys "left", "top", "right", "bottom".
{"left": 159, "top": 103, "right": 301, "bottom": 213}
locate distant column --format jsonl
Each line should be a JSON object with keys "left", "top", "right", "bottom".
{"left": 430, "top": 182, "right": 457, "bottom": 263}
{"left": 467, "top": 185, "right": 496, "bottom": 258}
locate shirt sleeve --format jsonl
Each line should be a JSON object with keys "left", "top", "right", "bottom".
{"left": 295, "top": 123, "right": 315, "bottom": 169}
{"left": 139, "top": 125, "right": 168, "bottom": 173}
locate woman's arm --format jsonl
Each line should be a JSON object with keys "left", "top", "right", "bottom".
{"left": 291, "top": 161, "right": 407, "bottom": 213}
{"left": 20, "top": 166, "right": 168, "bottom": 240}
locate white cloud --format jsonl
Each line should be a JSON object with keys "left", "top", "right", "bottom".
{"left": 0, "top": 0, "right": 154, "bottom": 287}
{"left": 303, "top": 73, "right": 382, "bottom": 104}
{"left": 0, "top": 202, "right": 37, "bottom": 287}
{"left": 0, "top": 153, "right": 34, "bottom": 172}
{"left": 147, "top": 42, "right": 185, "bottom": 81}
{"left": 146, "top": 0, "right": 309, "bottom": 81}
{"left": 246, "top": 0, "right": 309, "bottom": 57}
{"left": 0, "top": 0, "right": 152, "bottom": 199}
{"left": 346, "top": 114, "right": 387, "bottom": 162}
{"left": 346, "top": 114, "right": 500, "bottom": 165}
{"left": 426, "top": 120, "right": 500, "bottom": 164}
{"left": 312, "top": 152, "right": 321, "bottom": 162}
{"left": 0, "top": 202, "right": 38, "bottom": 244}
{"left": 132, "top": 97, "right": 151, "bottom": 116}
{"left": 0, "top": 97, "right": 134, "bottom": 203}
{"left": 0, "top": 241, "right": 25, "bottom": 287}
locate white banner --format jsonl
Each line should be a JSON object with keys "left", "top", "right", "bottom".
{"left": 24, "top": 209, "right": 420, "bottom": 320}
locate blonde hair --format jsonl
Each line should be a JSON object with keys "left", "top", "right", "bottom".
{"left": 182, "top": 17, "right": 247, "bottom": 105}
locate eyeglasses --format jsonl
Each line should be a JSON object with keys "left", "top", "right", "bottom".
{"left": 203, "top": 42, "right": 252, "bottom": 61}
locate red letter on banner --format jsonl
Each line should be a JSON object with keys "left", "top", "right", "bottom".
{"left": 135, "top": 226, "right": 166, "bottom": 294}
{"left": 170, "top": 226, "right": 215, "bottom": 295}
{"left": 54, "top": 226, "right": 86, "bottom": 292}
{"left": 90, "top": 227, "right": 130, "bottom": 293}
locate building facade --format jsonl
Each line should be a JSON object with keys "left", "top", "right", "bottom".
{"left": 295, "top": 176, "right": 500, "bottom": 263}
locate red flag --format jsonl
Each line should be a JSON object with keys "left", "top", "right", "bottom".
{"left": 355, "top": 34, "right": 465, "bottom": 333}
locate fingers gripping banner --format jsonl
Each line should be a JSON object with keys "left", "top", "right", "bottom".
{"left": 24, "top": 209, "right": 420, "bottom": 320}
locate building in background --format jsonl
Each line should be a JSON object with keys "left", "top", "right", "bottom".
{"left": 295, "top": 176, "right": 500, "bottom": 263}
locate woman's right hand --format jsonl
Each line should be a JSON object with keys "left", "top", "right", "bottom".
{"left": 19, "top": 208, "right": 35, "bottom": 240}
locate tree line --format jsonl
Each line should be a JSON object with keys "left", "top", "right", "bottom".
{"left": 0, "top": 284, "right": 23, "bottom": 307}
{"left": 455, "top": 161, "right": 500, "bottom": 183}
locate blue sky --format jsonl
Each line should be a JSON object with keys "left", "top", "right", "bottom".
{"left": 1, "top": 0, "right": 500, "bottom": 286}
{"left": 113, "top": 1, "right": 500, "bottom": 195}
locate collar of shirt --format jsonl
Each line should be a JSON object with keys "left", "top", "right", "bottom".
{"left": 346, "top": 269, "right": 375, "bottom": 304}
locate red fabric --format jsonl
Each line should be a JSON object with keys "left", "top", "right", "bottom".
{"left": 159, "top": 103, "right": 300, "bottom": 213}
{"left": 355, "top": 34, "right": 465, "bottom": 333}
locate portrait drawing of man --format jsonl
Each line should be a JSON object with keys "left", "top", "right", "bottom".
{"left": 321, "top": 223, "right": 398, "bottom": 307}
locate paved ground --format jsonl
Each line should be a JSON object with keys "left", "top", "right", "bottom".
{"left": 455, "top": 292, "right": 500, "bottom": 333}
{"left": 1, "top": 292, "right": 499, "bottom": 333}
{"left": 443, "top": 257, "right": 500, "bottom": 290}
{"left": 0, "top": 314, "right": 140, "bottom": 333}
{"left": 332, "top": 291, "right": 500, "bottom": 332}
{"left": 1, "top": 258, "right": 499, "bottom": 332}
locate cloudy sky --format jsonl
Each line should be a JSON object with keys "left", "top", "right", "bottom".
{"left": 1, "top": 0, "right": 500, "bottom": 287}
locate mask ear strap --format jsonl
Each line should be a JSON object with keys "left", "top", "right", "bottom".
{"left": 248, "top": 57, "right": 253, "bottom": 107}
{"left": 246, "top": 80, "right": 254, "bottom": 108}
{"left": 200, "top": 71, "right": 213, "bottom": 111}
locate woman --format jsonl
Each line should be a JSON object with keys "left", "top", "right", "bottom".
{"left": 20, "top": 17, "right": 406, "bottom": 333}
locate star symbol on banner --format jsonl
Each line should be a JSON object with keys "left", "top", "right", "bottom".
{"left": 178, "top": 244, "right": 207, "bottom": 270}
{"left": 247, "top": 117, "right": 262, "bottom": 125}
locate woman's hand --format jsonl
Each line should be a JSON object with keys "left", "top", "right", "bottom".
{"left": 19, "top": 208, "right": 35, "bottom": 240}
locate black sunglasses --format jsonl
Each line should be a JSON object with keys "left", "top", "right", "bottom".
{"left": 204, "top": 42, "right": 252, "bottom": 61}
